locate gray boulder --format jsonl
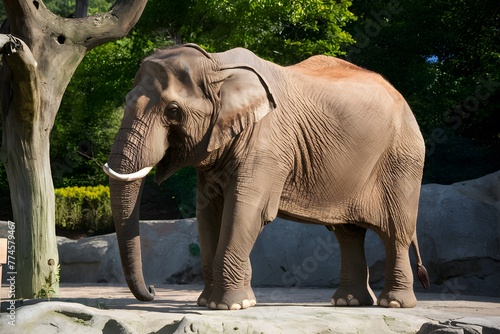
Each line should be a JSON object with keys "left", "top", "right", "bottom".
{"left": 57, "top": 233, "right": 122, "bottom": 283}
{"left": 57, "top": 219, "right": 201, "bottom": 285}
{"left": 416, "top": 170, "right": 500, "bottom": 297}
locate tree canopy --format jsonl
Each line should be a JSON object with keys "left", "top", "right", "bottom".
{"left": 140, "top": 0, "right": 355, "bottom": 64}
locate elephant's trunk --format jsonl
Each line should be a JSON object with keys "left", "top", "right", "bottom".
{"left": 109, "top": 177, "right": 155, "bottom": 301}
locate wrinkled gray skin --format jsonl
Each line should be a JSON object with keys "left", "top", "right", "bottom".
{"left": 105, "top": 44, "right": 429, "bottom": 310}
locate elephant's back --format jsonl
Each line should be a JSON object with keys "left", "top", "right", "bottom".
{"left": 289, "top": 55, "right": 370, "bottom": 78}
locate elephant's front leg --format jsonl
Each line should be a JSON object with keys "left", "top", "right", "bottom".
{"left": 243, "top": 259, "right": 256, "bottom": 306}
{"left": 208, "top": 200, "right": 263, "bottom": 310}
{"left": 196, "top": 194, "right": 223, "bottom": 307}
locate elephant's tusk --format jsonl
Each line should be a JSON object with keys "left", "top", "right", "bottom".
{"left": 103, "top": 163, "right": 153, "bottom": 181}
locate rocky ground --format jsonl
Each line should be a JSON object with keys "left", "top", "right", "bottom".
{"left": 1, "top": 284, "right": 499, "bottom": 333}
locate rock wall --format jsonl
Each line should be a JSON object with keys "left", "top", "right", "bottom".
{"left": 1, "top": 171, "right": 499, "bottom": 297}
{"left": 416, "top": 171, "right": 500, "bottom": 297}
{"left": 56, "top": 219, "right": 201, "bottom": 285}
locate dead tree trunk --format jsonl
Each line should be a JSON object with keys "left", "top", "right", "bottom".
{"left": 0, "top": 0, "right": 147, "bottom": 298}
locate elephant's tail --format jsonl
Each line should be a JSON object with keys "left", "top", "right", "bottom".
{"left": 411, "top": 233, "right": 431, "bottom": 289}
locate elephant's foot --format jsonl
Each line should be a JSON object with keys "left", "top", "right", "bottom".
{"left": 196, "top": 285, "right": 212, "bottom": 307}
{"left": 377, "top": 289, "right": 417, "bottom": 308}
{"left": 207, "top": 287, "right": 256, "bottom": 310}
{"left": 331, "top": 285, "right": 376, "bottom": 306}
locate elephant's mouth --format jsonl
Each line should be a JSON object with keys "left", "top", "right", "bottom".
{"left": 153, "top": 155, "right": 173, "bottom": 184}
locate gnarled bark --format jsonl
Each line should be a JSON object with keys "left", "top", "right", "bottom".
{"left": 0, "top": 0, "right": 148, "bottom": 298}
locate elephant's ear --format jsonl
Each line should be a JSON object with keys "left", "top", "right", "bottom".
{"left": 207, "top": 65, "right": 276, "bottom": 152}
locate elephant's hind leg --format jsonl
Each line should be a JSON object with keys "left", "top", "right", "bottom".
{"left": 377, "top": 229, "right": 416, "bottom": 308}
{"left": 376, "top": 170, "right": 421, "bottom": 308}
{"left": 331, "top": 224, "right": 376, "bottom": 306}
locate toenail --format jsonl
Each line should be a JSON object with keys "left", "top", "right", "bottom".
{"left": 229, "top": 303, "right": 241, "bottom": 310}
{"left": 336, "top": 298, "right": 347, "bottom": 306}
{"left": 217, "top": 302, "right": 230, "bottom": 310}
{"left": 388, "top": 301, "right": 401, "bottom": 308}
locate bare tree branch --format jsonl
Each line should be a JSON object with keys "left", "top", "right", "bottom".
{"left": 3, "top": 0, "right": 147, "bottom": 50}
{"left": 78, "top": 0, "right": 148, "bottom": 49}
{"left": 40, "top": 0, "right": 148, "bottom": 50}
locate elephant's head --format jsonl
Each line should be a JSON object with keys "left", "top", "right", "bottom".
{"left": 103, "top": 44, "right": 275, "bottom": 301}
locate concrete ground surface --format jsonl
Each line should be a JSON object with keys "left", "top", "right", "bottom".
{"left": 0, "top": 284, "right": 499, "bottom": 333}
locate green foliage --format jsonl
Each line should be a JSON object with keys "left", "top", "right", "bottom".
{"left": 194, "top": 0, "right": 355, "bottom": 64}
{"left": 139, "top": 0, "right": 356, "bottom": 65}
{"left": 162, "top": 168, "right": 197, "bottom": 218}
{"left": 55, "top": 185, "right": 113, "bottom": 233}
{"left": 51, "top": 38, "right": 134, "bottom": 187}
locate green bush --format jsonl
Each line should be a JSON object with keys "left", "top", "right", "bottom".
{"left": 55, "top": 185, "right": 113, "bottom": 233}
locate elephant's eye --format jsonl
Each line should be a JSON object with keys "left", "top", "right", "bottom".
{"left": 165, "top": 102, "right": 181, "bottom": 122}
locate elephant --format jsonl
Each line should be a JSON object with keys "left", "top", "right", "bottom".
{"left": 104, "top": 43, "right": 430, "bottom": 310}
